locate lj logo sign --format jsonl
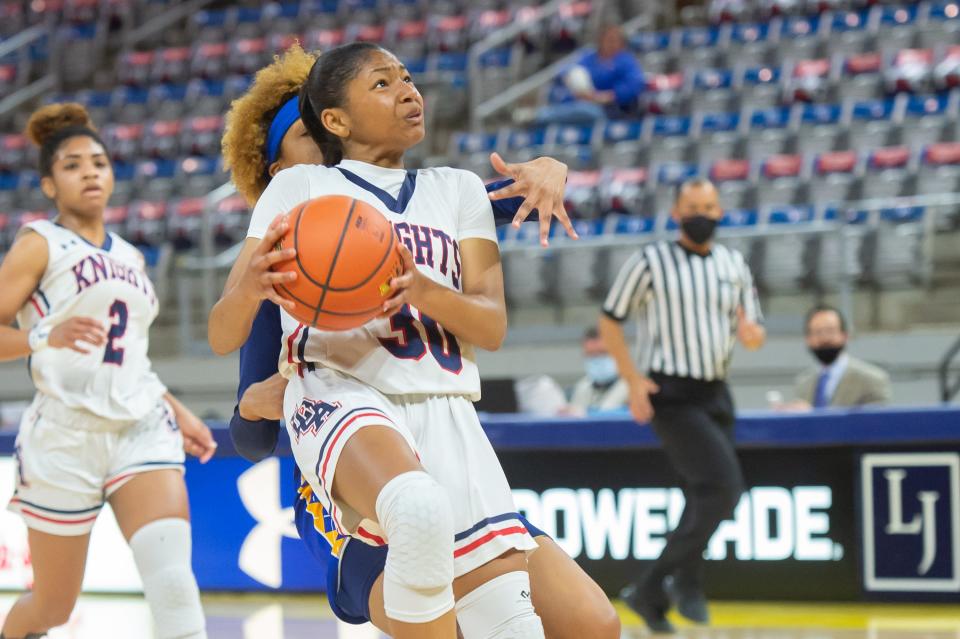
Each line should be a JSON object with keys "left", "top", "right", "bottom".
{"left": 861, "top": 453, "right": 960, "bottom": 592}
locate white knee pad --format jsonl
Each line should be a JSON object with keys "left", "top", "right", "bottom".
{"left": 375, "top": 470, "right": 455, "bottom": 624}
{"left": 129, "top": 518, "right": 207, "bottom": 639}
{"left": 456, "top": 571, "right": 545, "bottom": 639}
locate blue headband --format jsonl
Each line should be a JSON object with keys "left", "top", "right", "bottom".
{"left": 265, "top": 96, "right": 301, "bottom": 165}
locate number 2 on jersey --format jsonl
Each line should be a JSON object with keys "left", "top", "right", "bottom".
{"left": 379, "top": 304, "right": 463, "bottom": 373}
{"left": 103, "top": 299, "right": 128, "bottom": 365}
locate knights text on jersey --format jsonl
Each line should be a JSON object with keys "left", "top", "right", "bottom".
{"left": 247, "top": 160, "right": 498, "bottom": 400}
{"left": 15, "top": 221, "right": 167, "bottom": 422}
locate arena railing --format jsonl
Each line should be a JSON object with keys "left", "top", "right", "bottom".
{"left": 467, "top": 3, "right": 653, "bottom": 130}
{"left": 175, "top": 190, "right": 957, "bottom": 354}
{"left": 0, "top": 26, "right": 56, "bottom": 124}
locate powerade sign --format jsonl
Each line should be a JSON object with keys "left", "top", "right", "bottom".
{"left": 495, "top": 447, "right": 859, "bottom": 600}
{"left": 861, "top": 453, "right": 960, "bottom": 595}
{"left": 513, "top": 486, "right": 840, "bottom": 563}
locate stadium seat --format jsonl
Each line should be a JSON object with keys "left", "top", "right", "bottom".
{"left": 810, "top": 150, "right": 859, "bottom": 205}
{"left": 147, "top": 84, "right": 188, "bottom": 121}
{"left": 191, "top": 42, "right": 229, "bottom": 80}
{"left": 135, "top": 158, "right": 177, "bottom": 201}
{"left": 176, "top": 156, "right": 220, "bottom": 198}
{"left": 841, "top": 52, "right": 884, "bottom": 101}
{"left": 746, "top": 106, "right": 794, "bottom": 160}
{"left": 652, "top": 162, "right": 698, "bottom": 215}
{"left": 710, "top": 158, "right": 754, "bottom": 209}
{"left": 901, "top": 93, "right": 951, "bottom": 149}
{"left": 563, "top": 170, "right": 602, "bottom": 219}
{"left": 786, "top": 58, "right": 832, "bottom": 103}
{"left": 692, "top": 68, "right": 736, "bottom": 114}
{"left": 917, "top": 141, "right": 960, "bottom": 195}
{"left": 229, "top": 37, "right": 268, "bottom": 75}
{"left": 598, "top": 120, "right": 643, "bottom": 168}
{"left": 598, "top": 167, "right": 649, "bottom": 216}
{"left": 865, "top": 205, "right": 928, "bottom": 288}
{"left": 168, "top": 197, "right": 206, "bottom": 250}
{"left": 214, "top": 194, "right": 250, "bottom": 246}
{"left": 117, "top": 50, "right": 154, "bottom": 87}
{"left": 103, "top": 204, "right": 130, "bottom": 237}
{"left": 756, "top": 153, "right": 805, "bottom": 207}
{"left": 643, "top": 72, "right": 686, "bottom": 115}
{"left": 102, "top": 123, "right": 144, "bottom": 163}
{"left": 127, "top": 200, "right": 169, "bottom": 247}
{"left": 181, "top": 115, "right": 224, "bottom": 158}
{"left": 696, "top": 117, "right": 743, "bottom": 168}
{"left": 151, "top": 46, "right": 191, "bottom": 85}
{"left": 141, "top": 119, "right": 182, "bottom": 159}
{"left": 847, "top": 98, "right": 898, "bottom": 151}
{"left": 0, "top": 134, "right": 28, "bottom": 172}
{"left": 795, "top": 103, "right": 843, "bottom": 157}
{"left": 885, "top": 48, "right": 934, "bottom": 93}
{"left": 862, "top": 146, "right": 914, "bottom": 199}
{"left": 645, "top": 115, "right": 693, "bottom": 166}
{"left": 739, "top": 66, "right": 783, "bottom": 110}
{"left": 305, "top": 28, "right": 345, "bottom": 51}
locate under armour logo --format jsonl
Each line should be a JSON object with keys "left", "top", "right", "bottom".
{"left": 520, "top": 590, "right": 530, "bottom": 599}
{"left": 237, "top": 458, "right": 299, "bottom": 588}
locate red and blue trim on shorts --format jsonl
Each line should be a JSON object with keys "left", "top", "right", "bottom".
{"left": 293, "top": 474, "right": 548, "bottom": 626}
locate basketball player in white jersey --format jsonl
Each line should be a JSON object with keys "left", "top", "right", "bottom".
{"left": 0, "top": 104, "right": 216, "bottom": 639}
{"left": 210, "top": 43, "right": 548, "bottom": 639}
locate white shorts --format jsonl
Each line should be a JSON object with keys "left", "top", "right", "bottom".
{"left": 284, "top": 368, "right": 537, "bottom": 577}
{"left": 7, "top": 393, "right": 185, "bottom": 536}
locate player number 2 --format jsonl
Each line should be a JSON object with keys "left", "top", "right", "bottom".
{"left": 379, "top": 304, "right": 463, "bottom": 373}
{"left": 103, "top": 299, "right": 128, "bottom": 365}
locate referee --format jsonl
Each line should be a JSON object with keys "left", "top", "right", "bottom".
{"left": 599, "top": 177, "right": 765, "bottom": 634}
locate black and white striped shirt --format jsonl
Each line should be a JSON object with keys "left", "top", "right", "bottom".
{"left": 602, "top": 241, "right": 762, "bottom": 382}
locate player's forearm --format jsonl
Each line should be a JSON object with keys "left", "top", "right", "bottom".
{"left": 415, "top": 281, "right": 507, "bottom": 351}
{"left": 208, "top": 286, "right": 261, "bottom": 355}
{"left": 0, "top": 326, "right": 31, "bottom": 362}
{"left": 598, "top": 315, "right": 642, "bottom": 383}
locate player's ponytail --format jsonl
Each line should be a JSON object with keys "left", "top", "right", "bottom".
{"left": 25, "top": 102, "right": 106, "bottom": 177}
{"left": 299, "top": 42, "right": 382, "bottom": 167}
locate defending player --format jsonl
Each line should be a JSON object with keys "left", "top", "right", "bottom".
{"left": 219, "top": 44, "right": 618, "bottom": 639}
{"left": 210, "top": 43, "right": 577, "bottom": 639}
{"left": 0, "top": 104, "right": 217, "bottom": 639}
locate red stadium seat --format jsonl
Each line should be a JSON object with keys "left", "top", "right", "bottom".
{"left": 886, "top": 48, "right": 934, "bottom": 94}
{"left": 0, "top": 134, "right": 28, "bottom": 172}
{"left": 563, "top": 170, "right": 602, "bottom": 219}
{"left": 787, "top": 58, "right": 831, "bottom": 103}
{"left": 191, "top": 42, "right": 229, "bottom": 80}
{"left": 600, "top": 167, "right": 648, "bottom": 215}
{"left": 934, "top": 45, "right": 960, "bottom": 90}
{"left": 845, "top": 52, "right": 882, "bottom": 76}
{"left": 229, "top": 37, "right": 268, "bottom": 75}
{"left": 710, "top": 158, "right": 750, "bottom": 182}
{"left": 306, "top": 28, "right": 345, "bottom": 51}
{"left": 346, "top": 24, "right": 386, "bottom": 44}
{"left": 431, "top": 14, "right": 469, "bottom": 52}
{"left": 151, "top": 46, "right": 191, "bottom": 85}
{"left": 923, "top": 142, "right": 960, "bottom": 166}
{"left": 215, "top": 194, "right": 250, "bottom": 245}
{"left": 869, "top": 146, "right": 911, "bottom": 170}
{"left": 102, "top": 123, "right": 144, "bottom": 163}
{"left": 103, "top": 204, "right": 129, "bottom": 235}
{"left": 762, "top": 154, "right": 803, "bottom": 179}
{"left": 117, "top": 50, "right": 154, "bottom": 86}
{"left": 143, "top": 119, "right": 183, "bottom": 159}
{"left": 815, "top": 150, "right": 858, "bottom": 175}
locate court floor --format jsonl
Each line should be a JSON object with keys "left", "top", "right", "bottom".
{"left": 2, "top": 595, "right": 958, "bottom": 639}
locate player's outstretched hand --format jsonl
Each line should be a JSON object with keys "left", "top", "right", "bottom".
{"left": 237, "top": 214, "right": 297, "bottom": 312}
{"left": 239, "top": 373, "right": 288, "bottom": 421}
{"left": 49, "top": 316, "right": 107, "bottom": 354}
{"left": 487, "top": 152, "right": 578, "bottom": 247}
{"left": 381, "top": 243, "right": 429, "bottom": 317}
{"left": 177, "top": 408, "right": 218, "bottom": 463}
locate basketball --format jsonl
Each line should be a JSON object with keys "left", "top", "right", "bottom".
{"left": 271, "top": 195, "right": 402, "bottom": 331}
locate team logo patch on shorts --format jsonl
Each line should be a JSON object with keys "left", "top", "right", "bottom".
{"left": 291, "top": 398, "right": 342, "bottom": 442}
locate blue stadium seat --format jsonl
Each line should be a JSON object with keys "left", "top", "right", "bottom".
{"left": 848, "top": 97, "right": 898, "bottom": 150}
{"left": 796, "top": 103, "right": 844, "bottom": 157}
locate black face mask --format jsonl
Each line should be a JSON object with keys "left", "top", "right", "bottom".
{"left": 680, "top": 214, "right": 718, "bottom": 245}
{"left": 811, "top": 345, "right": 844, "bottom": 365}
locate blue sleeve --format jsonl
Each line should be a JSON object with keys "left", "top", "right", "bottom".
{"left": 230, "top": 301, "right": 283, "bottom": 463}
{"left": 485, "top": 178, "right": 525, "bottom": 226}
{"left": 612, "top": 52, "right": 644, "bottom": 107}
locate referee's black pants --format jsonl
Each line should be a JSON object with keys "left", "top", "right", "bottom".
{"left": 639, "top": 373, "right": 746, "bottom": 606}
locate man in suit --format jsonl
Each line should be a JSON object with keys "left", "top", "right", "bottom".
{"left": 788, "top": 305, "right": 892, "bottom": 408}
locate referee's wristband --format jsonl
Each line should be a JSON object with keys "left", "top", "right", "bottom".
{"left": 27, "top": 324, "right": 50, "bottom": 353}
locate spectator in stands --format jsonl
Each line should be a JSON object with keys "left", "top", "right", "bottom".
{"left": 569, "top": 326, "right": 628, "bottom": 415}
{"left": 785, "top": 305, "right": 892, "bottom": 409}
{"left": 537, "top": 24, "right": 644, "bottom": 124}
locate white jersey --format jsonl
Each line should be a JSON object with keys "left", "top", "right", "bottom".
{"left": 248, "top": 160, "right": 499, "bottom": 400}
{"left": 16, "top": 220, "right": 167, "bottom": 422}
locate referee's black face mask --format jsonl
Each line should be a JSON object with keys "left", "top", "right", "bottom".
{"left": 680, "top": 214, "right": 718, "bottom": 245}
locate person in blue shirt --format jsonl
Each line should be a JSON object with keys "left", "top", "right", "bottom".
{"left": 538, "top": 24, "right": 645, "bottom": 124}
{"left": 219, "top": 44, "right": 620, "bottom": 639}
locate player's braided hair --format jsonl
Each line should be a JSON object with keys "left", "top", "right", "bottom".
{"left": 26, "top": 102, "right": 106, "bottom": 177}
{"left": 221, "top": 43, "right": 316, "bottom": 206}
{"left": 299, "top": 42, "right": 382, "bottom": 167}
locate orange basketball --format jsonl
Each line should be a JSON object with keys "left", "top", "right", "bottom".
{"left": 271, "top": 195, "right": 402, "bottom": 331}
